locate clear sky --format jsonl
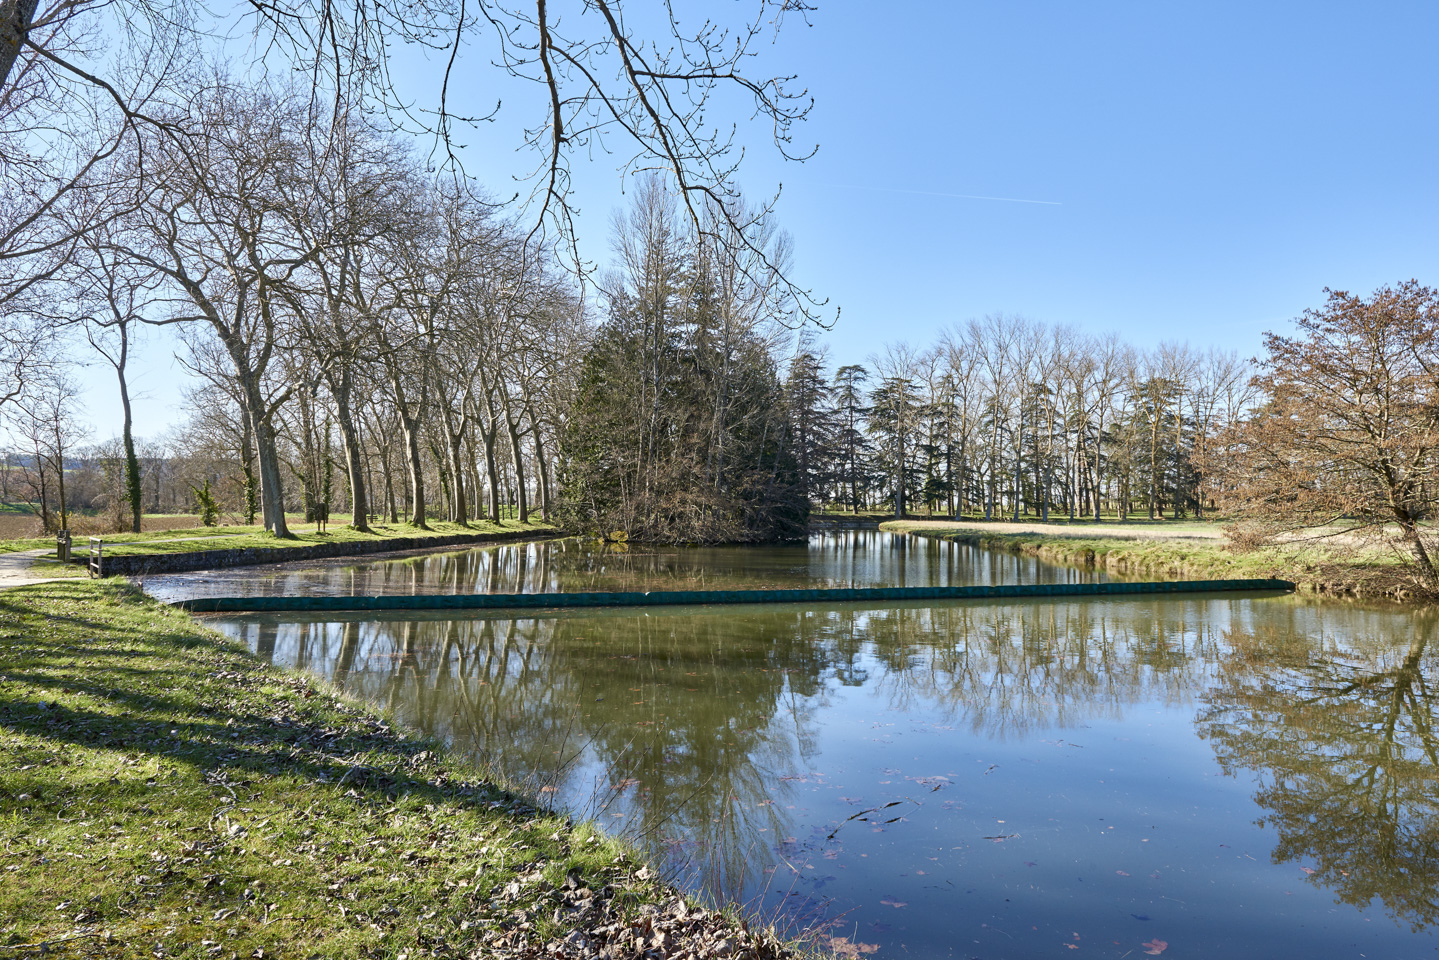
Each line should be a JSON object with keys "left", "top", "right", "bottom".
{"left": 77, "top": 0, "right": 1439, "bottom": 441}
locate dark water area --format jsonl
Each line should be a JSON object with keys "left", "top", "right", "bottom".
{"left": 156, "top": 533, "right": 1439, "bottom": 958}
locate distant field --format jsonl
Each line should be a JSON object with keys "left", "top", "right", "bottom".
{"left": 0, "top": 512, "right": 206, "bottom": 549}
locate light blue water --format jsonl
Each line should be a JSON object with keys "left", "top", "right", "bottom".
{"left": 164, "top": 532, "right": 1439, "bottom": 959}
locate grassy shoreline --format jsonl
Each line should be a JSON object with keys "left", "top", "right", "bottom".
{"left": 1, "top": 518, "right": 556, "bottom": 557}
{"left": 882, "top": 519, "right": 1426, "bottom": 600}
{"left": 0, "top": 581, "right": 797, "bottom": 959}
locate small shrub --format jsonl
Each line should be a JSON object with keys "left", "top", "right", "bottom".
{"left": 191, "top": 481, "right": 220, "bottom": 527}
{"left": 1223, "top": 522, "right": 1275, "bottom": 552}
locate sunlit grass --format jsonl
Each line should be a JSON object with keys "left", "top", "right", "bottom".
{"left": 883, "top": 519, "right": 1421, "bottom": 597}
{"left": 1, "top": 517, "right": 556, "bottom": 557}
{"left": 0, "top": 581, "right": 669, "bottom": 957}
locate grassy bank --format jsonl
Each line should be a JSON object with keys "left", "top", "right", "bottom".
{"left": 0, "top": 582, "right": 794, "bottom": 959}
{"left": 1, "top": 519, "right": 555, "bottom": 558}
{"left": 882, "top": 519, "right": 1423, "bottom": 599}
{"left": 96, "top": 520, "right": 555, "bottom": 558}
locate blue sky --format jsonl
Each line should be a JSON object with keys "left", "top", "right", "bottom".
{"left": 766, "top": 1, "right": 1439, "bottom": 360}
{"left": 83, "top": 0, "right": 1439, "bottom": 439}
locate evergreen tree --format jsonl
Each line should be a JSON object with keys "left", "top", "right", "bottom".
{"left": 784, "top": 350, "right": 836, "bottom": 505}
{"left": 557, "top": 178, "right": 807, "bottom": 543}
{"left": 867, "top": 375, "right": 921, "bottom": 517}
{"left": 831, "top": 364, "right": 872, "bottom": 512}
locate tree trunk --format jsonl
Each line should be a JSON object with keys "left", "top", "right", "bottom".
{"left": 240, "top": 411, "right": 257, "bottom": 525}
{"left": 1087, "top": 408, "right": 1099, "bottom": 521}
{"left": 431, "top": 440, "right": 454, "bottom": 522}
{"left": 250, "top": 402, "right": 291, "bottom": 537}
{"left": 1148, "top": 403, "right": 1161, "bottom": 520}
{"left": 384, "top": 456, "right": 398, "bottom": 523}
{"left": 1399, "top": 516, "right": 1438, "bottom": 585}
{"left": 447, "top": 430, "right": 469, "bottom": 526}
{"left": 0, "top": 0, "right": 40, "bottom": 93}
{"left": 1042, "top": 404, "right": 1052, "bottom": 522}
{"left": 464, "top": 430, "right": 483, "bottom": 521}
{"left": 115, "top": 359, "right": 143, "bottom": 534}
{"left": 330, "top": 371, "right": 370, "bottom": 532}
{"left": 220, "top": 328, "right": 290, "bottom": 536}
{"left": 894, "top": 429, "right": 906, "bottom": 518}
{"left": 1012, "top": 402, "right": 1023, "bottom": 522}
{"left": 399, "top": 412, "right": 428, "bottom": 528}
{"left": 50, "top": 419, "right": 68, "bottom": 531}
{"left": 31, "top": 436, "right": 50, "bottom": 532}
{"left": 507, "top": 422, "right": 529, "bottom": 522}
{"left": 533, "top": 427, "right": 553, "bottom": 521}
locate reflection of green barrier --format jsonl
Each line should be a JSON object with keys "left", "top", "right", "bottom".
{"left": 173, "top": 578, "right": 1294, "bottom": 613}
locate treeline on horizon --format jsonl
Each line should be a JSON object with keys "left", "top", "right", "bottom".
{"left": 2, "top": 76, "right": 1256, "bottom": 540}
{"left": 0, "top": 79, "right": 809, "bottom": 542}
{"left": 786, "top": 322, "right": 1252, "bottom": 523}
{"left": 6, "top": 80, "right": 1434, "bottom": 552}
{"left": 0, "top": 317, "right": 1254, "bottom": 537}
{"left": 3, "top": 80, "right": 1256, "bottom": 543}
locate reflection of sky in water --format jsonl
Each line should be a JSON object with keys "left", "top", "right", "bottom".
{"left": 141, "top": 529, "right": 1114, "bottom": 602}
{"left": 180, "top": 536, "right": 1439, "bottom": 959}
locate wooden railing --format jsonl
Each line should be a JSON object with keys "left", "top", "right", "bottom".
{"left": 88, "top": 537, "right": 104, "bottom": 578}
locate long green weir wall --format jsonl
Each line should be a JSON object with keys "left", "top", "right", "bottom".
{"left": 173, "top": 578, "right": 1295, "bottom": 614}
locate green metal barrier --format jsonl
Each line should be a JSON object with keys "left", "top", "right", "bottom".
{"left": 172, "top": 578, "right": 1295, "bottom": 614}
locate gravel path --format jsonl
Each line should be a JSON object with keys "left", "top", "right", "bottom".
{"left": 0, "top": 549, "right": 79, "bottom": 589}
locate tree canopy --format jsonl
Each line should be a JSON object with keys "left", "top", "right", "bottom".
{"left": 557, "top": 178, "right": 805, "bottom": 543}
{"left": 1220, "top": 281, "right": 1439, "bottom": 582}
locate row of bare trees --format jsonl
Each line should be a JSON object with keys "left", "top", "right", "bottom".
{"left": 2, "top": 0, "right": 826, "bottom": 536}
{"left": 787, "top": 316, "right": 1257, "bottom": 521}
{"left": 4, "top": 78, "right": 591, "bottom": 534}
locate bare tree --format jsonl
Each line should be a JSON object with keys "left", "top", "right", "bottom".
{"left": 287, "top": 110, "right": 424, "bottom": 532}
{"left": 240, "top": 0, "right": 823, "bottom": 316}
{"left": 120, "top": 81, "right": 330, "bottom": 536}
{"left": 1221, "top": 282, "right": 1439, "bottom": 584}
{"left": 6, "top": 363, "right": 87, "bottom": 531}
{"left": 58, "top": 221, "right": 161, "bottom": 532}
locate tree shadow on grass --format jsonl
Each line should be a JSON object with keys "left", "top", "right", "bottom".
{"left": 0, "top": 582, "right": 520, "bottom": 813}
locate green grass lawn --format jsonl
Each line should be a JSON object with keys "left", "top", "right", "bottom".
{"left": 882, "top": 519, "right": 1419, "bottom": 598}
{"left": 1, "top": 518, "right": 556, "bottom": 557}
{"left": 94, "top": 519, "right": 556, "bottom": 558}
{"left": 885, "top": 517, "right": 1226, "bottom": 536}
{"left": 0, "top": 581, "right": 788, "bottom": 958}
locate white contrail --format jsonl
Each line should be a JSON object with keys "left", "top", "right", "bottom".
{"left": 822, "top": 182, "right": 1062, "bottom": 205}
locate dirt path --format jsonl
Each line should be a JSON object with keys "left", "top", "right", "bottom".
{"left": 0, "top": 549, "right": 78, "bottom": 589}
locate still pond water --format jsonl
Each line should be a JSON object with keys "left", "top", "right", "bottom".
{"left": 151, "top": 532, "right": 1439, "bottom": 958}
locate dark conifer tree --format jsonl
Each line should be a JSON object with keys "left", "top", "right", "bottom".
{"left": 557, "top": 179, "right": 806, "bottom": 543}
{"left": 784, "top": 350, "right": 836, "bottom": 505}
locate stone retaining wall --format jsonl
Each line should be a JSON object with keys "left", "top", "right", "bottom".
{"left": 77, "top": 529, "right": 564, "bottom": 577}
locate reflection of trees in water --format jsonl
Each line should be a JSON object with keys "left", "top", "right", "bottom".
{"left": 247, "top": 615, "right": 591, "bottom": 792}
{"left": 186, "top": 530, "right": 1102, "bottom": 600}
{"left": 1198, "top": 608, "right": 1439, "bottom": 930}
{"left": 556, "top": 613, "right": 831, "bottom": 901}
{"left": 246, "top": 611, "right": 828, "bottom": 901}
{"left": 383, "top": 537, "right": 824, "bottom": 593}
{"left": 861, "top": 601, "right": 1222, "bottom": 737}
{"left": 240, "top": 598, "right": 1283, "bottom": 909}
